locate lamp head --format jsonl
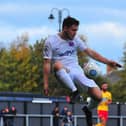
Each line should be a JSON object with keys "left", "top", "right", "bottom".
{"left": 48, "top": 14, "right": 55, "bottom": 20}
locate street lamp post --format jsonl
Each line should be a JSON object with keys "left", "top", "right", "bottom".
{"left": 48, "top": 8, "right": 70, "bottom": 32}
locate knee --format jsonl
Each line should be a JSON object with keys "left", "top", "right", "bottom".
{"left": 53, "top": 61, "right": 63, "bottom": 71}
{"left": 98, "top": 91, "right": 102, "bottom": 100}
{"left": 97, "top": 97, "right": 102, "bottom": 103}
{"left": 94, "top": 88, "right": 102, "bottom": 102}
{"left": 93, "top": 94, "right": 102, "bottom": 104}
{"left": 96, "top": 92, "right": 102, "bottom": 103}
{"left": 88, "top": 87, "right": 102, "bottom": 102}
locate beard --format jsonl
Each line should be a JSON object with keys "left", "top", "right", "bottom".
{"left": 64, "top": 31, "right": 73, "bottom": 40}
{"left": 102, "top": 89, "right": 107, "bottom": 92}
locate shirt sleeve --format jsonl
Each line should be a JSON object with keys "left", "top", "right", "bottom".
{"left": 43, "top": 39, "right": 52, "bottom": 59}
{"left": 76, "top": 37, "right": 88, "bottom": 51}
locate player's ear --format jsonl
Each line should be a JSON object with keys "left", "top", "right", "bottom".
{"left": 63, "top": 26, "right": 69, "bottom": 31}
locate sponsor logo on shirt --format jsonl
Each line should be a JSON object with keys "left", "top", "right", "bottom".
{"left": 58, "top": 50, "right": 75, "bottom": 56}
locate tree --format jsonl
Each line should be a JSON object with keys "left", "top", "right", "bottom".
{"left": 0, "top": 34, "right": 109, "bottom": 97}
{"left": 110, "top": 42, "right": 126, "bottom": 102}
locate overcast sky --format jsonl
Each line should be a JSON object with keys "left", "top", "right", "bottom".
{"left": 0, "top": 0, "right": 126, "bottom": 73}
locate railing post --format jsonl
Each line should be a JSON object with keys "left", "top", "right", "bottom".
{"left": 26, "top": 115, "right": 29, "bottom": 126}
{"left": 117, "top": 102, "right": 121, "bottom": 126}
{"left": 74, "top": 115, "right": 77, "bottom": 126}
{"left": 120, "top": 116, "right": 123, "bottom": 126}
{"left": 50, "top": 115, "right": 53, "bottom": 126}
{"left": 0, "top": 117, "right": 3, "bottom": 126}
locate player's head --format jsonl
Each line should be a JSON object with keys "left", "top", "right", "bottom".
{"left": 62, "top": 16, "right": 79, "bottom": 28}
{"left": 62, "top": 16, "right": 79, "bottom": 40}
{"left": 101, "top": 82, "right": 108, "bottom": 91}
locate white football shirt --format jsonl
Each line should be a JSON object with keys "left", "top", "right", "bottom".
{"left": 43, "top": 34, "right": 87, "bottom": 67}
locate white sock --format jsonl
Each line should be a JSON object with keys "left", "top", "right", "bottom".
{"left": 56, "top": 69, "right": 77, "bottom": 92}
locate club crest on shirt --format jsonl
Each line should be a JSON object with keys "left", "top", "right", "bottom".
{"left": 69, "top": 41, "right": 74, "bottom": 46}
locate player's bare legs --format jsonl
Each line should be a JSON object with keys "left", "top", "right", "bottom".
{"left": 101, "top": 117, "right": 106, "bottom": 126}
{"left": 53, "top": 61, "right": 63, "bottom": 71}
{"left": 95, "top": 117, "right": 106, "bottom": 126}
{"left": 88, "top": 87, "right": 102, "bottom": 101}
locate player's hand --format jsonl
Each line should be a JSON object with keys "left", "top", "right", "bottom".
{"left": 44, "top": 82, "right": 49, "bottom": 96}
{"left": 44, "top": 88, "right": 49, "bottom": 96}
{"left": 115, "top": 63, "right": 122, "bottom": 68}
{"left": 108, "top": 60, "right": 122, "bottom": 68}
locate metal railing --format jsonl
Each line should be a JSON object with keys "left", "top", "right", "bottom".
{"left": 1, "top": 114, "right": 126, "bottom": 126}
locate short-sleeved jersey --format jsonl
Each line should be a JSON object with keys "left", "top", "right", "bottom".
{"left": 97, "top": 91, "right": 112, "bottom": 111}
{"left": 43, "top": 34, "right": 87, "bottom": 67}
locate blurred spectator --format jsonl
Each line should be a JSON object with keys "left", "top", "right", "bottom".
{"left": 1, "top": 106, "right": 17, "bottom": 126}
{"left": 60, "top": 106, "right": 68, "bottom": 116}
{"left": 52, "top": 103, "right": 60, "bottom": 126}
{"left": 61, "top": 111, "right": 74, "bottom": 126}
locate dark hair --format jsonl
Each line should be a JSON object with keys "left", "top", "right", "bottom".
{"left": 62, "top": 16, "right": 79, "bottom": 28}
{"left": 101, "top": 82, "right": 108, "bottom": 85}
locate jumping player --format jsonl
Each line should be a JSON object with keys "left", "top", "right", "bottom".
{"left": 43, "top": 16, "right": 121, "bottom": 126}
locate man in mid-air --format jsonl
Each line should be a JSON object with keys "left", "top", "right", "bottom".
{"left": 43, "top": 16, "right": 121, "bottom": 126}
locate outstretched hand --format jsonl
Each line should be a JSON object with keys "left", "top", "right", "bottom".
{"left": 115, "top": 63, "right": 122, "bottom": 68}
{"left": 44, "top": 89, "right": 49, "bottom": 96}
{"left": 108, "top": 60, "right": 122, "bottom": 68}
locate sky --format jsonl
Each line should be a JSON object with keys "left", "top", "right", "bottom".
{"left": 0, "top": 0, "right": 126, "bottom": 74}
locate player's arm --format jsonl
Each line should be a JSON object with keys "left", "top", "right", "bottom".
{"left": 43, "top": 59, "right": 51, "bottom": 96}
{"left": 84, "top": 48, "right": 122, "bottom": 68}
{"left": 106, "top": 93, "right": 112, "bottom": 105}
{"left": 107, "top": 99, "right": 112, "bottom": 105}
{"left": 101, "top": 99, "right": 112, "bottom": 106}
{"left": 99, "top": 99, "right": 112, "bottom": 106}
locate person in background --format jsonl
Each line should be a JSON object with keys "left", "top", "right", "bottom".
{"left": 60, "top": 106, "right": 69, "bottom": 125}
{"left": 1, "top": 107, "right": 9, "bottom": 126}
{"left": 61, "top": 111, "right": 74, "bottom": 126}
{"left": 60, "top": 106, "right": 69, "bottom": 116}
{"left": 1, "top": 106, "right": 17, "bottom": 126}
{"left": 52, "top": 103, "right": 60, "bottom": 126}
{"left": 95, "top": 82, "right": 112, "bottom": 126}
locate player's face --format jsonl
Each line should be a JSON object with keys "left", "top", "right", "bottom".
{"left": 63, "top": 24, "right": 78, "bottom": 40}
{"left": 101, "top": 83, "right": 108, "bottom": 91}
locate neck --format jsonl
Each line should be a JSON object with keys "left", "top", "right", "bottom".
{"left": 102, "top": 90, "right": 106, "bottom": 92}
{"left": 59, "top": 32, "right": 69, "bottom": 40}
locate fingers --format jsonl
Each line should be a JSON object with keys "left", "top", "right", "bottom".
{"left": 115, "top": 63, "right": 122, "bottom": 68}
{"left": 44, "top": 89, "right": 49, "bottom": 96}
{"left": 44, "top": 83, "right": 49, "bottom": 96}
{"left": 108, "top": 60, "right": 122, "bottom": 68}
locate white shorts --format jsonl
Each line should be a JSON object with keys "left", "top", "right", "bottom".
{"left": 56, "top": 65, "right": 98, "bottom": 93}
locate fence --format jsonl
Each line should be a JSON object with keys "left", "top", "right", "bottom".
{"left": 0, "top": 92, "right": 126, "bottom": 126}
{"left": 1, "top": 114, "right": 126, "bottom": 126}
